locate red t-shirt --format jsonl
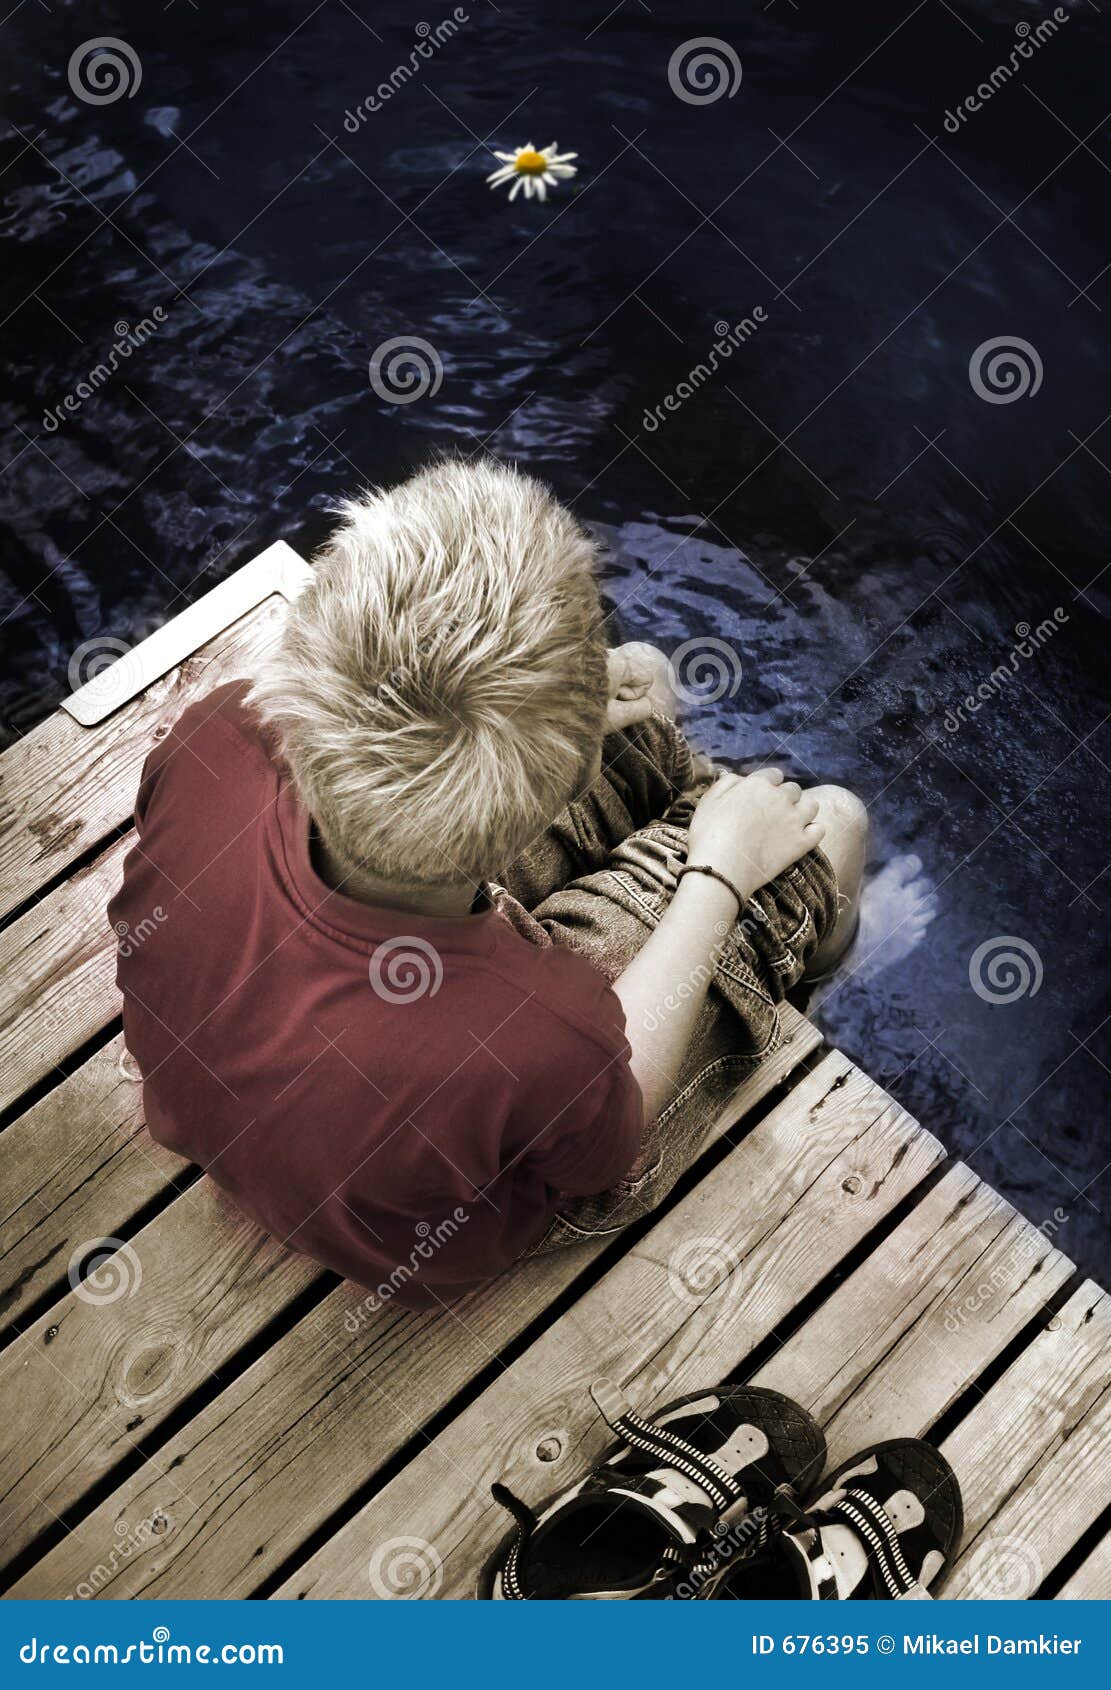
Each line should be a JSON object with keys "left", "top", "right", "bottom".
{"left": 108, "top": 682, "right": 644, "bottom": 1305}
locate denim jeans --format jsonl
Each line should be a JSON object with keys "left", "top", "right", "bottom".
{"left": 488, "top": 713, "right": 838, "bottom": 1252}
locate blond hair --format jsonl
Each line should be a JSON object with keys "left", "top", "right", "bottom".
{"left": 250, "top": 458, "right": 609, "bottom": 885}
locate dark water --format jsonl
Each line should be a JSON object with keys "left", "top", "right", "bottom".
{"left": 2, "top": 1, "right": 1108, "bottom": 1276}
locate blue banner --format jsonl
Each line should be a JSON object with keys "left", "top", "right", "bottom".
{"left": 1, "top": 1600, "right": 1107, "bottom": 1685}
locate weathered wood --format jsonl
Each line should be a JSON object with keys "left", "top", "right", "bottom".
{"left": 1056, "top": 1534, "right": 1111, "bottom": 1600}
{"left": 8, "top": 1013, "right": 823, "bottom": 1599}
{"left": 943, "top": 1283, "right": 1110, "bottom": 1599}
{"left": 0, "top": 835, "right": 129, "bottom": 1115}
{"left": 0, "top": 1180, "right": 323, "bottom": 1574}
{"left": 0, "top": 1032, "right": 187, "bottom": 1330}
{"left": 753, "top": 1163, "right": 1074, "bottom": 1473}
{"left": 0, "top": 548, "right": 304, "bottom": 924}
{"left": 940, "top": 1280, "right": 1110, "bottom": 1592}
{"left": 274, "top": 1053, "right": 942, "bottom": 1599}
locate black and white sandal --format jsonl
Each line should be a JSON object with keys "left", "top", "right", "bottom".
{"left": 477, "top": 1378, "right": 826, "bottom": 1600}
{"left": 702, "top": 1438, "right": 963, "bottom": 1600}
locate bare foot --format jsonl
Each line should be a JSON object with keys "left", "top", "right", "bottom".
{"left": 811, "top": 853, "right": 938, "bottom": 1001}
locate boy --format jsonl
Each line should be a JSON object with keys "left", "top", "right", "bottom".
{"left": 109, "top": 458, "right": 866, "bottom": 1303}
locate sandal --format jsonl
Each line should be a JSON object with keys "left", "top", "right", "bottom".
{"left": 701, "top": 1437, "right": 963, "bottom": 1600}
{"left": 477, "top": 1378, "right": 826, "bottom": 1600}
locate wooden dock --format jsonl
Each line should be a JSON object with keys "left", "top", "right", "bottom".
{"left": 1, "top": 544, "right": 1108, "bottom": 1602}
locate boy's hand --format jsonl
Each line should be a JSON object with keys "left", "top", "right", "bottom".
{"left": 687, "top": 769, "right": 825, "bottom": 903}
{"left": 605, "top": 643, "right": 673, "bottom": 731}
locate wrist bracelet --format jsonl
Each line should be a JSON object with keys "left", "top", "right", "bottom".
{"left": 676, "top": 863, "right": 747, "bottom": 913}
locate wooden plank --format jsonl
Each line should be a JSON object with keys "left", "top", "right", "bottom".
{"left": 0, "top": 835, "right": 129, "bottom": 1115}
{"left": 0, "top": 1033, "right": 188, "bottom": 1330}
{"left": 273, "top": 1053, "right": 943, "bottom": 1599}
{"left": 942, "top": 1283, "right": 1111, "bottom": 1599}
{"left": 940, "top": 1281, "right": 1110, "bottom": 1590}
{"left": 8, "top": 1013, "right": 824, "bottom": 1599}
{"left": 0, "top": 1180, "right": 324, "bottom": 1574}
{"left": 752, "top": 1163, "right": 1074, "bottom": 1474}
{"left": 1056, "top": 1534, "right": 1111, "bottom": 1600}
{"left": 0, "top": 551, "right": 301, "bottom": 924}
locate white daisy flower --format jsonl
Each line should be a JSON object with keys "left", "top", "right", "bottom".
{"left": 486, "top": 141, "right": 578, "bottom": 203}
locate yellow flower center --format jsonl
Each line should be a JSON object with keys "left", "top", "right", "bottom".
{"left": 514, "top": 148, "right": 547, "bottom": 174}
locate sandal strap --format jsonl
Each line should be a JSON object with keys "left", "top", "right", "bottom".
{"left": 783, "top": 1485, "right": 919, "bottom": 1600}
{"left": 489, "top": 1379, "right": 751, "bottom": 1600}
{"left": 830, "top": 1488, "right": 918, "bottom": 1598}
{"left": 589, "top": 1379, "right": 747, "bottom": 1512}
{"left": 490, "top": 1484, "right": 534, "bottom": 1601}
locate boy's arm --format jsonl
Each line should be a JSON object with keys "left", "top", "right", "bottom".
{"left": 611, "top": 769, "right": 825, "bottom": 1123}
{"left": 610, "top": 871, "right": 742, "bottom": 1122}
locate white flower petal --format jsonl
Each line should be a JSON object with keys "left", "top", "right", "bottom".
{"left": 535, "top": 178, "right": 548, "bottom": 200}
{"left": 486, "top": 166, "right": 515, "bottom": 184}
{"left": 508, "top": 176, "right": 523, "bottom": 200}
{"left": 492, "top": 151, "right": 516, "bottom": 163}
